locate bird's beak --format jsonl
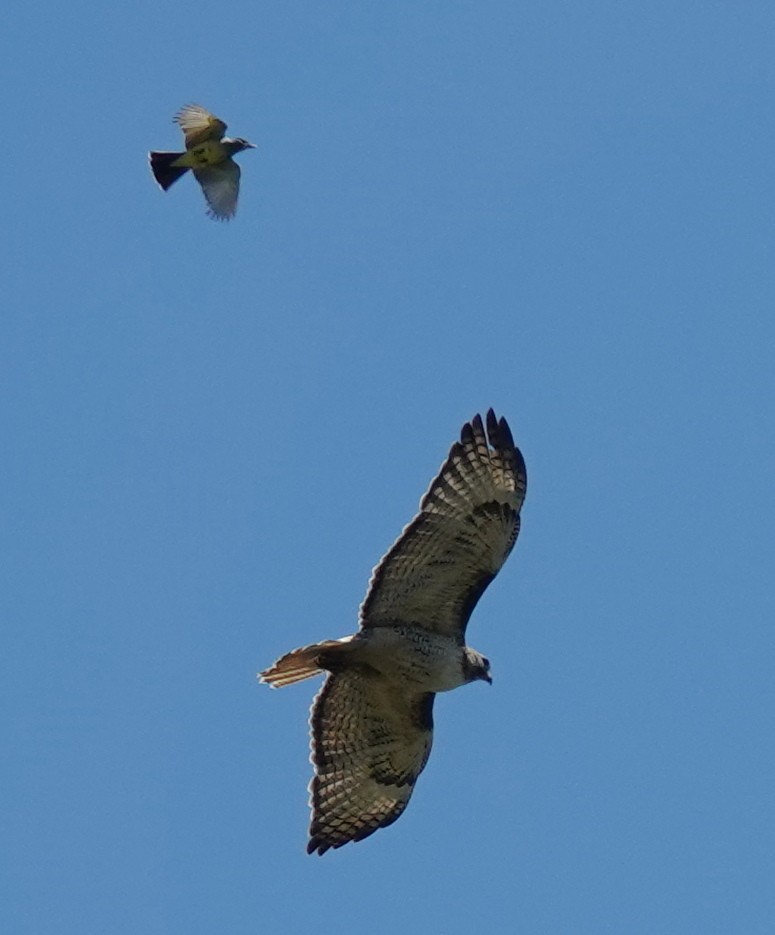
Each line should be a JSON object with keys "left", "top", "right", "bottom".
{"left": 483, "top": 672, "right": 492, "bottom": 685}
{"left": 246, "top": 142, "right": 257, "bottom": 148}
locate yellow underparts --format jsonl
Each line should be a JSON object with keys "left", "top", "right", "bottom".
{"left": 172, "top": 141, "right": 227, "bottom": 167}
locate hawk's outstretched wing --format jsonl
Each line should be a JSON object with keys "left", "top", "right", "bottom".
{"left": 307, "top": 669, "right": 434, "bottom": 855}
{"left": 359, "top": 409, "right": 526, "bottom": 641}
{"left": 175, "top": 104, "right": 227, "bottom": 147}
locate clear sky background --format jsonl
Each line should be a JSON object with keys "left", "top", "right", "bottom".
{"left": 3, "top": 2, "right": 774, "bottom": 933}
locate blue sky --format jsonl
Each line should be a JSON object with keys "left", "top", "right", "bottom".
{"left": 3, "top": 2, "right": 775, "bottom": 932}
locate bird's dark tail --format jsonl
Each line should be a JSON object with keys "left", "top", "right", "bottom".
{"left": 149, "top": 151, "right": 188, "bottom": 190}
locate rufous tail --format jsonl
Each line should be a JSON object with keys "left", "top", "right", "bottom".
{"left": 259, "top": 640, "right": 349, "bottom": 688}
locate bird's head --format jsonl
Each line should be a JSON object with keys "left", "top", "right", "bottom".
{"left": 224, "top": 137, "right": 257, "bottom": 155}
{"left": 462, "top": 648, "right": 492, "bottom": 685}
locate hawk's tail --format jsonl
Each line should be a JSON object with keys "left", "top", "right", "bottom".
{"left": 149, "top": 151, "right": 189, "bottom": 190}
{"left": 259, "top": 639, "right": 352, "bottom": 688}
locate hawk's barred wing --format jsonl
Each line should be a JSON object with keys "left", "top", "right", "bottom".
{"left": 175, "top": 104, "right": 228, "bottom": 147}
{"left": 307, "top": 669, "right": 434, "bottom": 855}
{"left": 192, "top": 162, "right": 241, "bottom": 220}
{"left": 359, "top": 410, "right": 526, "bottom": 640}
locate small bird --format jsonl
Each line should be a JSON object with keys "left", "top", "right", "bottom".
{"left": 260, "top": 410, "right": 527, "bottom": 854}
{"left": 149, "top": 104, "right": 255, "bottom": 220}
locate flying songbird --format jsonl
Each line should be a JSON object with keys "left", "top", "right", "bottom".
{"left": 260, "top": 410, "right": 527, "bottom": 854}
{"left": 148, "top": 104, "right": 255, "bottom": 220}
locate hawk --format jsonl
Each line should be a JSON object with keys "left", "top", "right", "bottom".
{"left": 149, "top": 104, "right": 255, "bottom": 220}
{"left": 260, "top": 410, "right": 527, "bottom": 854}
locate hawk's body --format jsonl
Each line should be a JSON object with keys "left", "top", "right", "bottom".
{"left": 260, "top": 410, "right": 527, "bottom": 854}
{"left": 149, "top": 104, "right": 255, "bottom": 220}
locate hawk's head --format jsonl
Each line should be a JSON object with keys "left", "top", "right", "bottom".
{"left": 462, "top": 648, "right": 492, "bottom": 685}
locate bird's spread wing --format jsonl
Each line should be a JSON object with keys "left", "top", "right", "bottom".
{"left": 307, "top": 669, "right": 434, "bottom": 855}
{"left": 192, "top": 162, "right": 241, "bottom": 220}
{"left": 359, "top": 409, "right": 527, "bottom": 640}
{"left": 175, "top": 104, "right": 227, "bottom": 147}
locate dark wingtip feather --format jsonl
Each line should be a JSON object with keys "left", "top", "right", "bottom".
{"left": 485, "top": 409, "right": 515, "bottom": 451}
{"left": 307, "top": 838, "right": 329, "bottom": 856}
{"left": 468, "top": 412, "right": 484, "bottom": 440}
{"left": 481, "top": 409, "right": 526, "bottom": 499}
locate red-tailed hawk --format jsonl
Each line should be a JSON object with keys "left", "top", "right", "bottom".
{"left": 260, "top": 410, "right": 527, "bottom": 854}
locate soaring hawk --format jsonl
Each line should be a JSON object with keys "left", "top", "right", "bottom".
{"left": 260, "top": 410, "right": 527, "bottom": 854}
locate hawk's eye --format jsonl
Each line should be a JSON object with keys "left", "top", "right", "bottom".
{"left": 482, "top": 656, "right": 490, "bottom": 669}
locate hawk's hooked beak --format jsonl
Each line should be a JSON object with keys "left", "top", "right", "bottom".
{"left": 482, "top": 671, "right": 492, "bottom": 685}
